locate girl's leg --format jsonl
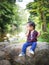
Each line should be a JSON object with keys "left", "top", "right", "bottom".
{"left": 22, "top": 42, "right": 32, "bottom": 54}
{"left": 30, "top": 42, "right": 37, "bottom": 51}
{"left": 19, "top": 42, "right": 32, "bottom": 56}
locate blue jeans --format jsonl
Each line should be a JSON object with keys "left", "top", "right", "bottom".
{"left": 22, "top": 42, "right": 37, "bottom": 54}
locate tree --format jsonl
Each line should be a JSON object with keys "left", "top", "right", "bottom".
{"left": 0, "top": 0, "right": 21, "bottom": 41}
{"left": 26, "top": 0, "right": 49, "bottom": 32}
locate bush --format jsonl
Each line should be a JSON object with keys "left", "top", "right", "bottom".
{"left": 38, "top": 32, "right": 49, "bottom": 42}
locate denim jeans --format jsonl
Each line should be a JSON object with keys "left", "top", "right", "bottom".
{"left": 22, "top": 42, "right": 37, "bottom": 54}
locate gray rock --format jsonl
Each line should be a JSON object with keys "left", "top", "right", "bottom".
{"left": 0, "top": 51, "right": 5, "bottom": 60}
{"left": 0, "top": 60, "right": 11, "bottom": 65}
{"left": 0, "top": 42, "right": 9, "bottom": 50}
{"left": 9, "top": 43, "right": 49, "bottom": 65}
{"left": 0, "top": 42, "right": 49, "bottom": 65}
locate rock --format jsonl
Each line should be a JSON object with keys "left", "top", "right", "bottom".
{"left": 0, "top": 42, "right": 49, "bottom": 65}
{"left": 0, "top": 60, "right": 11, "bottom": 65}
{"left": 0, "top": 42, "right": 9, "bottom": 50}
{"left": 0, "top": 50, "right": 11, "bottom": 60}
{"left": 3, "top": 42, "right": 49, "bottom": 65}
{"left": 0, "top": 51, "right": 6, "bottom": 60}
{"left": 10, "top": 48, "right": 49, "bottom": 65}
{"left": 33, "top": 49, "right": 49, "bottom": 65}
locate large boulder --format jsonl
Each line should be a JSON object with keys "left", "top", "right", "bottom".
{"left": 0, "top": 51, "right": 6, "bottom": 60}
{"left": 3, "top": 42, "right": 49, "bottom": 65}
{"left": 0, "top": 42, "right": 9, "bottom": 50}
{"left": 0, "top": 60, "right": 11, "bottom": 65}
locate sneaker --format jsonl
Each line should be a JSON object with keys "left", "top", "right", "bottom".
{"left": 29, "top": 50, "right": 34, "bottom": 55}
{"left": 19, "top": 53, "right": 25, "bottom": 57}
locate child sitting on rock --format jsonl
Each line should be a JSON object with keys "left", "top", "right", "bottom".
{"left": 19, "top": 21, "right": 40, "bottom": 57}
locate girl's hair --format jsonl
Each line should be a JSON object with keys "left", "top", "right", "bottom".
{"left": 27, "top": 21, "right": 36, "bottom": 29}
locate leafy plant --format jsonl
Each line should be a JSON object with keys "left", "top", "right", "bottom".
{"left": 26, "top": 0, "right": 49, "bottom": 32}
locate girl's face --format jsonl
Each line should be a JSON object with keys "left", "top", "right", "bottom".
{"left": 26, "top": 24, "right": 34, "bottom": 31}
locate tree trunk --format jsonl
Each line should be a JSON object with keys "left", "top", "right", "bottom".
{"left": 42, "top": 22, "right": 47, "bottom": 32}
{"left": 40, "top": 11, "right": 47, "bottom": 32}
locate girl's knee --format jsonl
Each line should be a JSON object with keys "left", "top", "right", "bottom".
{"left": 23, "top": 42, "right": 28, "bottom": 47}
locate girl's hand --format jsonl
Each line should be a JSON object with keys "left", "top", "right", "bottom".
{"left": 25, "top": 31, "right": 29, "bottom": 37}
{"left": 37, "top": 31, "right": 41, "bottom": 37}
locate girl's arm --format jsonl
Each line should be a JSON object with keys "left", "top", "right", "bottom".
{"left": 37, "top": 31, "right": 41, "bottom": 37}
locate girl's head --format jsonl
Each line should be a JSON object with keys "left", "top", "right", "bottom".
{"left": 26, "top": 21, "right": 36, "bottom": 31}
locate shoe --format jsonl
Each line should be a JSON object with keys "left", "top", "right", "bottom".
{"left": 19, "top": 53, "right": 25, "bottom": 57}
{"left": 29, "top": 50, "right": 34, "bottom": 55}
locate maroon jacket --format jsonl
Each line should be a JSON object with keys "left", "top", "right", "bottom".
{"left": 27, "top": 30, "right": 38, "bottom": 42}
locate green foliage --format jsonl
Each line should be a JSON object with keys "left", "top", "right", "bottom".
{"left": 38, "top": 32, "right": 49, "bottom": 42}
{"left": 0, "top": 0, "right": 24, "bottom": 41}
{"left": 26, "top": 2, "right": 38, "bottom": 16}
{"left": 0, "top": 0, "right": 21, "bottom": 34}
{"left": 0, "top": 0, "right": 16, "bottom": 3}
{"left": 26, "top": 0, "right": 49, "bottom": 19}
{"left": 26, "top": 0, "right": 49, "bottom": 32}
